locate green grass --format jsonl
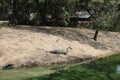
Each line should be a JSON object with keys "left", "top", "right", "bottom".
{"left": 26, "top": 53, "right": 120, "bottom": 80}
{"left": 0, "top": 53, "right": 120, "bottom": 80}
{"left": 0, "top": 66, "right": 55, "bottom": 80}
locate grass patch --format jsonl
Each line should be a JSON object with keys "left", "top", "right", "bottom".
{"left": 26, "top": 53, "right": 120, "bottom": 80}
{"left": 0, "top": 66, "right": 55, "bottom": 80}
{"left": 0, "top": 53, "right": 120, "bottom": 80}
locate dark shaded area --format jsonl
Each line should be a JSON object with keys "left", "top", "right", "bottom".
{"left": 2, "top": 64, "right": 15, "bottom": 69}
{"left": 69, "top": 17, "right": 91, "bottom": 27}
{"left": 70, "top": 17, "right": 91, "bottom": 22}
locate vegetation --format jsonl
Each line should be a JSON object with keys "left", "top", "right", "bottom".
{"left": 26, "top": 53, "right": 120, "bottom": 80}
{"left": 0, "top": 0, "right": 119, "bottom": 28}
{"left": 0, "top": 66, "right": 55, "bottom": 80}
{"left": 0, "top": 0, "right": 120, "bottom": 80}
{"left": 0, "top": 0, "right": 119, "bottom": 40}
{"left": 0, "top": 53, "right": 120, "bottom": 80}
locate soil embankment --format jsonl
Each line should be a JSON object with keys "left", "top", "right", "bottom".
{"left": 0, "top": 25, "right": 120, "bottom": 68}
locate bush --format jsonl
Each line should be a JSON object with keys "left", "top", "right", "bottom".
{"left": 89, "top": 0, "right": 120, "bottom": 32}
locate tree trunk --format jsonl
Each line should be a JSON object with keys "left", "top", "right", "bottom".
{"left": 11, "top": 0, "right": 19, "bottom": 26}
{"left": 93, "top": 29, "right": 99, "bottom": 41}
{"left": 39, "top": 0, "right": 47, "bottom": 25}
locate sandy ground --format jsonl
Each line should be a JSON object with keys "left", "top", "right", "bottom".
{"left": 0, "top": 25, "right": 120, "bottom": 68}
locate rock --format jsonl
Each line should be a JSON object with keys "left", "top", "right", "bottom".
{"left": 2, "top": 64, "right": 15, "bottom": 69}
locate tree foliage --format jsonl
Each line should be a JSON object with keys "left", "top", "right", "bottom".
{"left": 89, "top": 0, "right": 120, "bottom": 31}
{"left": 0, "top": 0, "right": 120, "bottom": 30}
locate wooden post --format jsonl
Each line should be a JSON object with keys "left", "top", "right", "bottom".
{"left": 93, "top": 29, "right": 99, "bottom": 41}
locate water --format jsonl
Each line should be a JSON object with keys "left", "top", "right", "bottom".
{"left": 116, "top": 65, "right": 120, "bottom": 74}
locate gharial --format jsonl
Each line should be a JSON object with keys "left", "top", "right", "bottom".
{"left": 49, "top": 47, "right": 72, "bottom": 55}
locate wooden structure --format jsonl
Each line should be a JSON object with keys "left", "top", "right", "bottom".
{"left": 70, "top": 11, "right": 92, "bottom": 28}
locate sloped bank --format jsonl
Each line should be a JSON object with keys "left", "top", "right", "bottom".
{"left": 0, "top": 25, "right": 119, "bottom": 68}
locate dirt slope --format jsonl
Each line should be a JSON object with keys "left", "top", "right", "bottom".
{"left": 0, "top": 25, "right": 120, "bottom": 68}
